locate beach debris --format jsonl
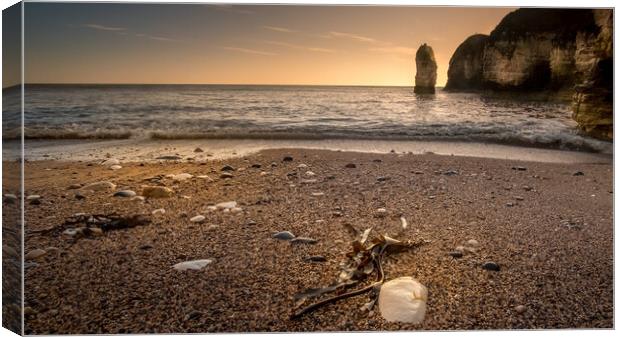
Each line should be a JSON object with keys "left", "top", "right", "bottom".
{"left": 220, "top": 172, "right": 234, "bottom": 179}
{"left": 152, "top": 208, "right": 166, "bottom": 215}
{"left": 194, "top": 147, "right": 204, "bottom": 153}
{"left": 305, "top": 256, "right": 327, "bottom": 263}
{"left": 156, "top": 155, "right": 182, "bottom": 160}
{"left": 172, "top": 259, "right": 213, "bottom": 271}
{"left": 190, "top": 215, "right": 206, "bottom": 223}
{"left": 482, "top": 261, "right": 500, "bottom": 271}
{"left": 345, "top": 163, "right": 357, "bottom": 168}
{"left": 290, "top": 232, "right": 426, "bottom": 319}
{"left": 291, "top": 237, "right": 319, "bottom": 245}
{"left": 400, "top": 217, "right": 408, "bottom": 230}
{"left": 81, "top": 181, "right": 116, "bottom": 192}
{"left": 221, "top": 165, "right": 235, "bottom": 172}
{"left": 273, "top": 231, "right": 295, "bottom": 240}
{"left": 167, "top": 173, "right": 193, "bottom": 181}
{"left": 142, "top": 186, "right": 173, "bottom": 198}
{"left": 378, "top": 276, "right": 428, "bottom": 323}
{"left": 282, "top": 156, "right": 294, "bottom": 162}
{"left": 100, "top": 158, "right": 120, "bottom": 166}
{"left": 25, "top": 249, "right": 47, "bottom": 261}
{"left": 109, "top": 165, "right": 122, "bottom": 170}
{"left": 3, "top": 194, "right": 17, "bottom": 204}
{"left": 113, "top": 190, "right": 137, "bottom": 198}
{"left": 32, "top": 213, "right": 151, "bottom": 238}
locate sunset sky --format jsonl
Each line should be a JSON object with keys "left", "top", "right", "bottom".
{"left": 19, "top": 4, "right": 514, "bottom": 87}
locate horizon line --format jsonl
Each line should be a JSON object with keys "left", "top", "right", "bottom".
{"left": 6, "top": 83, "right": 447, "bottom": 89}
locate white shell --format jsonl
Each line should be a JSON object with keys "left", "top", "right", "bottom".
{"left": 109, "top": 165, "right": 122, "bottom": 170}
{"left": 172, "top": 259, "right": 213, "bottom": 271}
{"left": 378, "top": 277, "right": 428, "bottom": 323}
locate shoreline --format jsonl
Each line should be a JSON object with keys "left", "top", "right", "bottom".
{"left": 18, "top": 148, "right": 613, "bottom": 332}
{"left": 10, "top": 138, "right": 613, "bottom": 164}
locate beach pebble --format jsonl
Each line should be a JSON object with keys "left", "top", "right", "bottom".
{"left": 84, "top": 227, "right": 104, "bottom": 236}
{"left": 377, "top": 176, "right": 390, "bottom": 182}
{"left": 152, "top": 208, "right": 166, "bottom": 215}
{"left": 259, "top": 171, "right": 268, "bottom": 176}
{"left": 443, "top": 170, "right": 459, "bottom": 176}
{"left": 74, "top": 193, "right": 86, "bottom": 200}
{"left": 172, "top": 259, "right": 213, "bottom": 271}
{"left": 305, "top": 255, "right": 327, "bottom": 262}
{"left": 81, "top": 181, "right": 116, "bottom": 192}
{"left": 282, "top": 156, "right": 293, "bottom": 162}
{"left": 62, "top": 228, "right": 79, "bottom": 237}
{"left": 345, "top": 163, "right": 356, "bottom": 168}
{"left": 67, "top": 184, "right": 82, "bottom": 190}
{"left": 230, "top": 207, "right": 243, "bottom": 214}
{"left": 515, "top": 305, "right": 527, "bottom": 314}
{"left": 466, "top": 239, "right": 479, "bottom": 247}
{"left": 130, "top": 196, "right": 145, "bottom": 202}
{"left": 168, "top": 173, "right": 193, "bottom": 181}
{"left": 378, "top": 277, "right": 428, "bottom": 323}
{"left": 101, "top": 158, "right": 120, "bottom": 166}
{"left": 272, "top": 231, "right": 295, "bottom": 240}
{"left": 300, "top": 179, "right": 317, "bottom": 184}
{"left": 482, "top": 261, "right": 501, "bottom": 271}
{"left": 113, "top": 190, "right": 136, "bottom": 198}
{"left": 3, "top": 194, "right": 17, "bottom": 203}
{"left": 290, "top": 237, "right": 318, "bottom": 245}
{"left": 142, "top": 186, "right": 173, "bottom": 198}
{"left": 27, "top": 195, "right": 41, "bottom": 205}
{"left": 297, "top": 164, "right": 308, "bottom": 169}
{"left": 156, "top": 155, "right": 182, "bottom": 160}
{"left": 515, "top": 196, "right": 524, "bottom": 201}
{"left": 196, "top": 175, "right": 213, "bottom": 181}
{"left": 311, "top": 192, "right": 325, "bottom": 196}
{"left": 194, "top": 147, "right": 204, "bottom": 153}
{"left": 190, "top": 215, "right": 205, "bottom": 223}
{"left": 215, "top": 201, "right": 237, "bottom": 209}
{"left": 251, "top": 163, "right": 262, "bottom": 168}
{"left": 449, "top": 250, "right": 463, "bottom": 258}
{"left": 305, "top": 171, "right": 316, "bottom": 177}
{"left": 573, "top": 171, "right": 584, "bottom": 176}
{"left": 221, "top": 165, "right": 235, "bottom": 171}
{"left": 512, "top": 166, "right": 527, "bottom": 171}
{"left": 109, "top": 165, "right": 122, "bottom": 170}
{"left": 375, "top": 208, "right": 387, "bottom": 217}
{"left": 25, "top": 249, "right": 46, "bottom": 261}
{"left": 220, "top": 172, "right": 234, "bottom": 179}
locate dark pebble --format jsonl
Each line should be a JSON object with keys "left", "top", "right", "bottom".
{"left": 377, "top": 176, "right": 390, "bottom": 182}
{"left": 305, "top": 255, "right": 327, "bottom": 262}
{"left": 251, "top": 163, "right": 261, "bottom": 168}
{"left": 156, "top": 155, "right": 182, "bottom": 160}
{"left": 449, "top": 250, "right": 463, "bottom": 258}
{"left": 282, "top": 156, "right": 293, "bottom": 162}
{"left": 75, "top": 193, "right": 86, "bottom": 200}
{"left": 373, "top": 159, "right": 382, "bottom": 163}
{"left": 573, "top": 171, "right": 584, "bottom": 176}
{"left": 482, "top": 261, "right": 500, "bottom": 271}
{"left": 512, "top": 166, "right": 527, "bottom": 171}
{"left": 221, "top": 165, "right": 235, "bottom": 171}
{"left": 345, "top": 163, "right": 356, "bottom": 168}
{"left": 220, "top": 172, "right": 234, "bottom": 179}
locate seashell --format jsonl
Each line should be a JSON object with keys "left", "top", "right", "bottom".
{"left": 378, "top": 277, "right": 428, "bottom": 323}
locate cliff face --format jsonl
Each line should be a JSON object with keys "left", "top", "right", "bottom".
{"left": 414, "top": 44, "right": 437, "bottom": 94}
{"left": 445, "top": 34, "right": 488, "bottom": 90}
{"left": 445, "top": 8, "right": 613, "bottom": 140}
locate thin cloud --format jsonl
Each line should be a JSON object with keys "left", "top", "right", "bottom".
{"left": 222, "top": 46, "right": 277, "bottom": 56}
{"left": 263, "top": 40, "right": 335, "bottom": 53}
{"left": 83, "top": 24, "right": 126, "bottom": 31}
{"left": 325, "top": 31, "right": 378, "bottom": 44}
{"left": 370, "top": 46, "right": 416, "bottom": 55}
{"left": 263, "top": 26, "right": 297, "bottom": 33}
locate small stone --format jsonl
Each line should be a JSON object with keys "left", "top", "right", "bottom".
{"left": 142, "top": 186, "right": 173, "bottom": 198}
{"left": 373, "top": 159, "right": 382, "bottom": 163}
{"left": 449, "top": 250, "right": 463, "bottom": 258}
{"left": 139, "top": 244, "right": 153, "bottom": 250}
{"left": 109, "top": 165, "right": 122, "bottom": 170}
{"left": 169, "top": 173, "right": 193, "bottom": 181}
{"left": 215, "top": 201, "right": 237, "bottom": 209}
{"left": 305, "top": 171, "right": 316, "bottom": 177}
{"left": 512, "top": 166, "right": 527, "bottom": 171}
{"left": 152, "top": 208, "right": 166, "bottom": 215}
{"left": 81, "top": 181, "right": 116, "bottom": 192}
{"left": 311, "top": 192, "right": 325, "bottom": 196}
{"left": 173, "top": 259, "right": 213, "bottom": 271}
{"left": 221, "top": 165, "right": 235, "bottom": 171}
{"left": 101, "top": 158, "right": 120, "bottom": 166}
{"left": 443, "top": 170, "right": 458, "bottom": 176}
{"left": 246, "top": 220, "right": 257, "bottom": 226}
{"left": 377, "top": 176, "right": 390, "bottom": 182}
{"left": 466, "top": 239, "right": 479, "bottom": 247}
{"left": 230, "top": 207, "right": 243, "bottom": 214}
{"left": 67, "top": 184, "right": 82, "bottom": 190}
{"left": 272, "top": 231, "right": 295, "bottom": 240}
{"left": 194, "top": 147, "right": 204, "bottom": 153}
{"left": 85, "top": 227, "right": 104, "bottom": 236}
{"left": 523, "top": 186, "right": 533, "bottom": 191}
{"left": 251, "top": 163, "right": 262, "bottom": 168}
{"left": 515, "top": 196, "right": 524, "bottom": 201}
{"left": 282, "top": 156, "right": 293, "bottom": 162}
{"left": 573, "top": 171, "right": 584, "bottom": 176}
{"left": 290, "top": 237, "right": 318, "bottom": 244}
{"left": 375, "top": 208, "right": 387, "bottom": 217}
{"left": 506, "top": 202, "right": 514, "bottom": 207}
{"left": 482, "top": 261, "right": 500, "bottom": 271}
{"left": 156, "top": 155, "right": 182, "bottom": 160}
{"left": 113, "top": 190, "right": 136, "bottom": 198}
{"left": 220, "top": 172, "right": 234, "bottom": 179}
{"left": 259, "top": 171, "right": 268, "bottom": 176}
{"left": 297, "top": 164, "right": 308, "bottom": 169}
{"left": 345, "top": 163, "right": 356, "bottom": 168}
{"left": 305, "top": 255, "right": 327, "bottom": 262}
{"left": 300, "top": 179, "right": 318, "bottom": 184}
{"left": 3, "top": 194, "right": 17, "bottom": 203}
{"left": 190, "top": 215, "right": 205, "bottom": 223}
{"left": 63, "top": 228, "right": 79, "bottom": 237}
{"left": 130, "top": 196, "right": 145, "bottom": 202}
{"left": 25, "top": 249, "right": 46, "bottom": 260}
{"left": 74, "top": 193, "right": 86, "bottom": 200}
{"left": 27, "top": 195, "right": 41, "bottom": 205}
{"left": 515, "top": 305, "right": 527, "bottom": 314}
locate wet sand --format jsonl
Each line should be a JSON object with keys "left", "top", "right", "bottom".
{"left": 13, "top": 148, "right": 613, "bottom": 333}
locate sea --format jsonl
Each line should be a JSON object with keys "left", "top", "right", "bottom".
{"left": 2, "top": 84, "right": 613, "bottom": 155}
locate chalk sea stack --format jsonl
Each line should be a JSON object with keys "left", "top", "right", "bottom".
{"left": 414, "top": 43, "right": 437, "bottom": 94}
{"left": 445, "top": 8, "right": 613, "bottom": 140}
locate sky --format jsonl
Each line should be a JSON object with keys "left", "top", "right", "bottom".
{"left": 18, "top": 4, "right": 515, "bottom": 87}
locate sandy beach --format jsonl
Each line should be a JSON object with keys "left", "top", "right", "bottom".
{"left": 11, "top": 147, "right": 613, "bottom": 333}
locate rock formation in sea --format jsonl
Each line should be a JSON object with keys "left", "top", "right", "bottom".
{"left": 414, "top": 43, "right": 437, "bottom": 94}
{"left": 445, "top": 8, "right": 613, "bottom": 140}
{"left": 445, "top": 34, "right": 489, "bottom": 91}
